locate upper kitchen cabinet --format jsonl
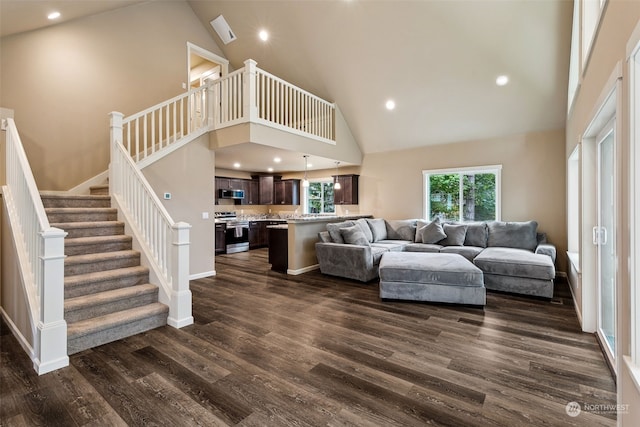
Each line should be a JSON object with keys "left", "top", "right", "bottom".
{"left": 258, "top": 175, "right": 275, "bottom": 205}
{"left": 274, "top": 179, "right": 300, "bottom": 205}
{"left": 333, "top": 174, "right": 359, "bottom": 205}
{"left": 245, "top": 179, "right": 260, "bottom": 205}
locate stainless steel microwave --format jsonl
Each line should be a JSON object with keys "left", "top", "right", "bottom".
{"left": 218, "top": 189, "right": 245, "bottom": 199}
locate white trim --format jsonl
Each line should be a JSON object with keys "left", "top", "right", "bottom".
{"left": 189, "top": 270, "right": 215, "bottom": 280}
{"left": 287, "top": 264, "right": 319, "bottom": 275}
{"left": 187, "top": 42, "right": 229, "bottom": 80}
{"left": 0, "top": 307, "right": 35, "bottom": 360}
{"left": 624, "top": 356, "right": 640, "bottom": 395}
{"left": 629, "top": 30, "right": 640, "bottom": 367}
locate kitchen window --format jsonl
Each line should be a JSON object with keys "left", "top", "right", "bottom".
{"left": 423, "top": 165, "right": 502, "bottom": 222}
{"left": 305, "top": 180, "right": 335, "bottom": 214}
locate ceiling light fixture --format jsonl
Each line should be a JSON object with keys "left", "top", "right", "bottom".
{"left": 274, "top": 157, "right": 281, "bottom": 163}
{"left": 333, "top": 161, "right": 341, "bottom": 190}
{"left": 385, "top": 100, "right": 396, "bottom": 110}
{"left": 302, "top": 155, "right": 310, "bottom": 188}
{"left": 233, "top": 162, "right": 241, "bottom": 168}
{"left": 267, "top": 167, "right": 274, "bottom": 172}
{"left": 48, "top": 11, "right": 61, "bottom": 20}
{"left": 496, "top": 75, "right": 509, "bottom": 86}
{"left": 259, "top": 29, "right": 269, "bottom": 41}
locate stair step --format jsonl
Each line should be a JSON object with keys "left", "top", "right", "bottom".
{"left": 41, "top": 193, "right": 111, "bottom": 208}
{"left": 90, "top": 185, "right": 109, "bottom": 196}
{"left": 65, "top": 266, "right": 150, "bottom": 298}
{"left": 65, "top": 250, "right": 140, "bottom": 276}
{"left": 65, "top": 283, "right": 159, "bottom": 323}
{"left": 46, "top": 207, "right": 117, "bottom": 223}
{"left": 51, "top": 221, "right": 124, "bottom": 238}
{"left": 67, "top": 302, "right": 168, "bottom": 355}
{"left": 64, "top": 235, "right": 132, "bottom": 256}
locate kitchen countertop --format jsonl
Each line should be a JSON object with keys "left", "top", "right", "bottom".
{"left": 266, "top": 224, "right": 289, "bottom": 230}
{"left": 287, "top": 214, "right": 372, "bottom": 224}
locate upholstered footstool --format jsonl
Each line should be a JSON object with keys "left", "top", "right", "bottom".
{"left": 379, "top": 252, "right": 485, "bottom": 306}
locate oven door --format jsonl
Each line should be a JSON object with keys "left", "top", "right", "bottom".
{"left": 225, "top": 225, "right": 249, "bottom": 253}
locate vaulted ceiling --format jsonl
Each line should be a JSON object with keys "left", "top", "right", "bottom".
{"left": 1, "top": 0, "right": 573, "bottom": 157}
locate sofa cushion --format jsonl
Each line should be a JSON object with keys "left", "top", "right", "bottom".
{"left": 439, "top": 246, "right": 484, "bottom": 262}
{"left": 385, "top": 219, "right": 417, "bottom": 241}
{"left": 372, "top": 246, "right": 389, "bottom": 266}
{"left": 487, "top": 220, "right": 538, "bottom": 251}
{"left": 414, "top": 220, "right": 429, "bottom": 243}
{"left": 366, "top": 218, "right": 388, "bottom": 242}
{"left": 420, "top": 220, "right": 447, "bottom": 244}
{"left": 318, "top": 231, "right": 332, "bottom": 243}
{"left": 473, "top": 247, "right": 555, "bottom": 280}
{"left": 340, "top": 225, "right": 370, "bottom": 246}
{"left": 439, "top": 223, "right": 467, "bottom": 246}
{"left": 356, "top": 218, "right": 374, "bottom": 243}
{"left": 464, "top": 222, "right": 488, "bottom": 248}
{"left": 371, "top": 241, "right": 406, "bottom": 252}
{"left": 327, "top": 220, "right": 355, "bottom": 243}
{"left": 403, "top": 243, "right": 442, "bottom": 253}
{"left": 379, "top": 252, "right": 484, "bottom": 287}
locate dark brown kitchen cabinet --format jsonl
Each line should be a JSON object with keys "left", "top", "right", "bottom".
{"left": 246, "top": 179, "right": 260, "bottom": 205}
{"left": 215, "top": 223, "right": 226, "bottom": 254}
{"left": 268, "top": 226, "right": 288, "bottom": 273}
{"left": 333, "top": 174, "right": 359, "bottom": 205}
{"left": 248, "top": 221, "right": 262, "bottom": 249}
{"left": 259, "top": 175, "right": 274, "bottom": 205}
{"left": 274, "top": 179, "right": 300, "bottom": 205}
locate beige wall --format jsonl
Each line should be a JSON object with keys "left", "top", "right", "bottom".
{"left": 0, "top": 1, "right": 224, "bottom": 191}
{"left": 359, "top": 129, "right": 567, "bottom": 271}
{"left": 565, "top": 2, "right": 640, "bottom": 423}
{"left": 142, "top": 134, "right": 215, "bottom": 278}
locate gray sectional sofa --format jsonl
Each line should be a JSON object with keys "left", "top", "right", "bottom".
{"left": 315, "top": 218, "right": 557, "bottom": 298}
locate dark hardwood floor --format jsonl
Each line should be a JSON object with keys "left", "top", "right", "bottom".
{"left": 1, "top": 249, "right": 616, "bottom": 426}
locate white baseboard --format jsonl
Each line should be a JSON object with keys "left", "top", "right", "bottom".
{"left": 189, "top": 270, "right": 215, "bottom": 280}
{"left": 0, "top": 308, "right": 35, "bottom": 361}
{"left": 287, "top": 264, "right": 319, "bottom": 275}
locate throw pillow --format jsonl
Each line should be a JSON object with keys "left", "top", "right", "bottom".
{"left": 356, "top": 218, "right": 374, "bottom": 243}
{"left": 385, "top": 219, "right": 417, "bottom": 241}
{"left": 414, "top": 220, "right": 430, "bottom": 243}
{"left": 318, "top": 231, "right": 332, "bottom": 243}
{"left": 487, "top": 220, "right": 538, "bottom": 251}
{"left": 420, "top": 219, "right": 447, "bottom": 244}
{"left": 326, "top": 220, "right": 355, "bottom": 244}
{"left": 439, "top": 223, "right": 468, "bottom": 246}
{"left": 464, "top": 222, "right": 488, "bottom": 248}
{"left": 366, "top": 218, "right": 388, "bottom": 242}
{"left": 340, "top": 225, "right": 370, "bottom": 246}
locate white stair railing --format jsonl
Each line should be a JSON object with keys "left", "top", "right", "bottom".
{"left": 3, "top": 118, "right": 68, "bottom": 374}
{"left": 123, "top": 84, "right": 213, "bottom": 168}
{"left": 110, "top": 112, "right": 193, "bottom": 328}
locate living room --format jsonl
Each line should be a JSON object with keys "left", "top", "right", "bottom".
{"left": 1, "top": 0, "right": 639, "bottom": 425}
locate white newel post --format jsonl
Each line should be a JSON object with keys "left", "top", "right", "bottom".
{"left": 168, "top": 222, "right": 193, "bottom": 328}
{"left": 36, "top": 227, "right": 69, "bottom": 374}
{"left": 244, "top": 59, "right": 258, "bottom": 121}
{"left": 109, "top": 112, "right": 124, "bottom": 195}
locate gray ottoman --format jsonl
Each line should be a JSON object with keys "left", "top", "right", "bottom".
{"left": 379, "top": 252, "right": 486, "bottom": 305}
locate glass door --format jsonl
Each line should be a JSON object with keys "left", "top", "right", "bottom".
{"left": 596, "top": 121, "right": 616, "bottom": 367}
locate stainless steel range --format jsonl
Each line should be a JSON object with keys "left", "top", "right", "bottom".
{"left": 215, "top": 211, "right": 249, "bottom": 254}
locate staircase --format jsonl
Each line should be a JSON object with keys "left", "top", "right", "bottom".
{"left": 41, "top": 186, "right": 169, "bottom": 355}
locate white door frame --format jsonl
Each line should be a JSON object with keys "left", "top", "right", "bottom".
{"left": 186, "top": 42, "right": 229, "bottom": 86}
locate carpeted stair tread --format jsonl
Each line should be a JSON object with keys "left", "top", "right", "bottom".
{"left": 90, "top": 185, "right": 109, "bottom": 195}
{"left": 65, "top": 250, "right": 140, "bottom": 276}
{"left": 50, "top": 221, "right": 124, "bottom": 238}
{"left": 41, "top": 193, "right": 111, "bottom": 208}
{"left": 67, "top": 303, "right": 168, "bottom": 354}
{"left": 64, "top": 266, "right": 149, "bottom": 296}
{"left": 45, "top": 207, "right": 118, "bottom": 223}
{"left": 65, "top": 283, "right": 159, "bottom": 322}
{"left": 64, "top": 235, "right": 132, "bottom": 255}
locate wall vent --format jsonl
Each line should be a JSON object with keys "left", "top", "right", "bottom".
{"left": 210, "top": 15, "right": 237, "bottom": 45}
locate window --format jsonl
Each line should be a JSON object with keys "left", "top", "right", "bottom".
{"left": 423, "top": 165, "right": 501, "bottom": 222}
{"left": 305, "top": 180, "right": 335, "bottom": 214}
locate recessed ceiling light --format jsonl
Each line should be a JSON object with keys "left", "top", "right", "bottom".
{"left": 259, "top": 30, "right": 269, "bottom": 41}
{"left": 385, "top": 100, "right": 396, "bottom": 110}
{"left": 496, "top": 75, "right": 509, "bottom": 86}
{"left": 273, "top": 157, "right": 281, "bottom": 163}
{"left": 233, "top": 162, "right": 241, "bottom": 168}
{"left": 308, "top": 163, "right": 313, "bottom": 168}
{"left": 267, "top": 167, "right": 274, "bottom": 172}
{"left": 48, "top": 11, "right": 61, "bottom": 20}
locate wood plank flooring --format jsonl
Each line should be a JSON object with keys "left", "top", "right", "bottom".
{"left": 1, "top": 249, "right": 617, "bottom": 426}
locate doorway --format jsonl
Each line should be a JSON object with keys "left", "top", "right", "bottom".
{"left": 186, "top": 43, "right": 229, "bottom": 130}
{"left": 596, "top": 119, "right": 617, "bottom": 368}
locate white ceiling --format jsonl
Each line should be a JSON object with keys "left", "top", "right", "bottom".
{"left": 1, "top": 0, "right": 573, "bottom": 172}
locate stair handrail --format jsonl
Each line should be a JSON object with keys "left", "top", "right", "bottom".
{"left": 122, "top": 83, "right": 213, "bottom": 166}
{"left": 3, "top": 118, "right": 68, "bottom": 374}
{"left": 109, "top": 112, "right": 193, "bottom": 328}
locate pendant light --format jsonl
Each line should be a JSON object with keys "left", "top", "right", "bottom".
{"left": 333, "top": 161, "right": 341, "bottom": 190}
{"left": 302, "top": 155, "right": 310, "bottom": 187}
